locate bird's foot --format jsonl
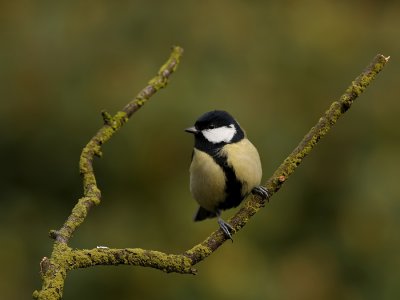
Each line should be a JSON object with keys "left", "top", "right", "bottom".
{"left": 252, "top": 186, "right": 270, "bottom": 202}
{"left": 218, "top": 217, "right": 235, "bottom": 242}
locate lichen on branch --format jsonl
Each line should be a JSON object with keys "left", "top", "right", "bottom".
{"left": 33, "top": 46, "right": 184, "bottom": 300}
{"left": 33, "top": 51, "right": 389, "bottom": 300}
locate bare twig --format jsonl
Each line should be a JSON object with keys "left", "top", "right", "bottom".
{"left": 33, "top": 52, "right": 389, "bottom": 300}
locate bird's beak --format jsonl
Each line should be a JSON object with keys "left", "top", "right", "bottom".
{"left": 185, "top": 126, "right": 198, "bottom": 134}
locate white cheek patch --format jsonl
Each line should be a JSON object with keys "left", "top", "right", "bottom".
{"left": 202, "top": 124, "right": 236, "bottom": 144}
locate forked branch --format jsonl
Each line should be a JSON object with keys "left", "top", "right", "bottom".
{"left": 33, "top": 49, "right": 389, "bottom": 300}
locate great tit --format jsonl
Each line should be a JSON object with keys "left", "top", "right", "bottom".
{"left": 185, "top": 110, "right": 268, "bottom": 240}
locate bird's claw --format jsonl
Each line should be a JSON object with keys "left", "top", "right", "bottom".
{"left": 252, "top": 186, "right": 270, "bottom": 201}
{"left": 218, "top": 217, "right": 235, "bottom": 241}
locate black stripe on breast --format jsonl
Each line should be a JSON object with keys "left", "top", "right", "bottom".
{"left": 212, "top": 151, "right": 244, "bottom": 210}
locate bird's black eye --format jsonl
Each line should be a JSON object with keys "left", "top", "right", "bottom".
{"left": 208, "top": 124, "right": 215, "bottom": 129}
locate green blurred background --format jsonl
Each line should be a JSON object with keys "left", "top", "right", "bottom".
{"left": 1, "top": 1, "right": 399, "bottom": 299}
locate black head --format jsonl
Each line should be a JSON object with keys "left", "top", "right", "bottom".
{"left": 185, "top": 110, "right": 245, "bottom": 153}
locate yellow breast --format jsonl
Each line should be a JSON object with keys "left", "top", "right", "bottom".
{"left": 189, "top": 149, "right": 226, "bottom": 212}
{"left": 219, "top": 138, "right": 262, "bottom": 196}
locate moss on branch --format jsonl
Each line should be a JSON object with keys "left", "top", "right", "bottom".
{"left": 34, "top": 52, "right": 389, "bottom": 300}
{"left": 70, "top": 248, "right": 196, "bottom": 274}
{"left": 34, "top": 46, "right": 184, "bottom": 299}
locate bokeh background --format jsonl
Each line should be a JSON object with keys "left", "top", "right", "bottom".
{"left": 1, "top": 1, "right": 399, "bottom": 299}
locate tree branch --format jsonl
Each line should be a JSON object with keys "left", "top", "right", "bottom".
{"left": 33, "top": 52, "right": 389, "bottom": 300}
{"left": 184, "top": 54, "right": 390, "bottom": 264}
{"left": 49, "top": 46, "right": 183, "bottom": 245}
{"left": 34, "top": 46, "right": 184, "bottom": 300}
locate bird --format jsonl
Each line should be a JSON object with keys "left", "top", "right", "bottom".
{"left": 185, "top": 110, "right": 269, "bottom": 240}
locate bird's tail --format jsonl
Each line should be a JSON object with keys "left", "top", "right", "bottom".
{"left": 193, "top": 206, "right": 217, "bottom": 221}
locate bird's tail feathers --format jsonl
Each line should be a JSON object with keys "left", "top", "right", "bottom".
{"left": 193, "top": 206, "right": 217, "bottom": 221}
